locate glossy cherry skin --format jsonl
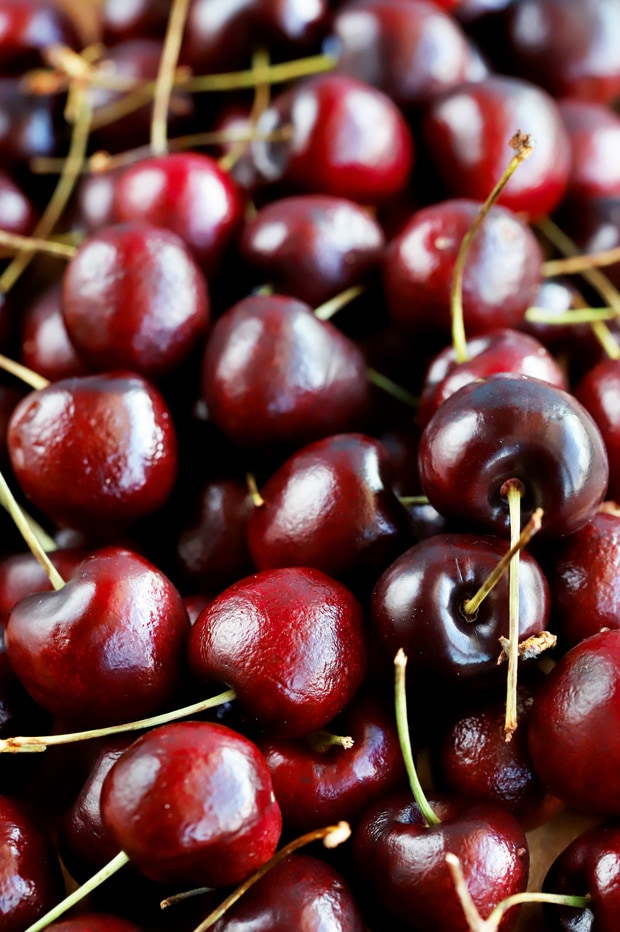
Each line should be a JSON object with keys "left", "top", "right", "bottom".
{"left": 384, "top": 199, "right": 542, "bottom": 337}
{"left": 258, "top": 687, "right": 406, "bottom": 833}
{"left": 189, "top": 566, "right": 368, "bottom": 738}
{"left": 371, "top": 534, "right": 549, "bottom": 689}
{"left": 8, "top": 372, "right": 178, "bottom": 533}
{"left": 332, "top": 0, "right": 484, "bottom": 108}
{"left": 20, "top": 283, "right": 89, "bottom": 383}
{"left": 504, "top": 0, "right": 620, "bottom": 104}
{"left": 549, "top": 511, "right": 620, "bottom": 648}
{"left": 418, "top": 375, "right": 609, "bottom": 538}
{"left": 352, "top": 791, "right": 529, "bottom": 931}
{"left": 0, "top": 0, "right": 79, "bottom": 74}
{"left": 210, "top": 853, "right": 365, "bottom": 931}
{"left": 252, "top": 74, "right": 414, "bottom": 205}
{"left": 543, "top": 821, "right": 620, "bottom": 931}
{"left": 240, "top": 194, "right": 385, "bottom": 307}
{"left": 100, "top": 721, "right": 282, "bottom": 887}
{"left": 111, "top": 154, "right": 244, "bottom": 276}
{"left": 5, "top": 546, "right": 190, "bottom": 727}
{"left": 528, "top": 630, "right": 620, "bottom": 815}
{"left": 0, "top": 547, "right": 89, "bottom": 626}
{"left": 559, "top": 99, "right": 620, "bottom": 203}
{"left": 432, "top": 681, "right": 562, "bottom": 829}
{"left": 247, "top": 433, "right": 414, "bottom": 585}
{"left": 0, "top": 795, "right": 65, "bottom": 932}
{"left": 201, "top": 294, "right": 369, "bottom": 449}
{"left": 62, "top": 222, "right": 209, "bottom": 379}
{"left": 576, "top": 359, "right": 620, "bottom": 502}
{"left": 0, "top": 167, "right": 36, "bottom": 242}
{"left": 423, "top": 76, "right": 571, "bottom": 221}
{"left": 46, "top": 918, "right": 143, "bottom": 932}
{"left": 418, "top": 328, "right": 568, "bottom": 429}
{"left": 102, "top": 0, "right": 170, "bottom": 44}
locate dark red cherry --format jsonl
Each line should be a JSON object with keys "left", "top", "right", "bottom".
{"left": 559, "top": 99, "right": 620, "bottom": 202}
{"left": 504, "top": 0, "right": 620, "bottom": 104}
{"left": 102, "top": 0, "right": 170, "bottom": 44}
{"left": 423, "top": 75, "right": 571, "bottom": 220}
{"left": 528, "top": 629, "right": 620, "bottom": 815}
{"left": 201, "top": 294, "right": 369, "bottom": 449}
{"left": 0, "top": 794, "right": 65, "bottom": 932}
{"left": 74, "top": 168, "right": 122, "bottom": 235}
{"left": 8, "top": 372, "right": 178, "bottom": 533}
{"left": 5, "top": 546, "right": 190, "bottom": 727}
{"left": 371, "top": 533, "right": 549, "bottom": 689}
{"left": 189, "top": 566, "right": 368, "bottom": 738}
{"left": 111, "top": 154, "right": 244, "bottom": 276}
{"left": 251, "top": 74, "right": 414, "bottom": 204}
{"left": 100, "top": 721, "right": 282, "bottom": 886}
{"left": 0, "top": 0, "right": 79, "bottom": 74}
{"left": 332, "top": 0, "right": 484, "bottom": 108}
{"left": 62, "top": 222, "right": 210, "bottom": 378}
{"left": 543, "top": 821, "right": 620, "bottom": 931}
{"left": 383, "top": 200, "right": 542, "bottom": 338}
{"left": 352, "top": 791, "right": 529, "bottom": 930}
{"left": 550, "top": 511, "right": 620, "bottom": 648}
{"left": 240, "top": 194, "right": 385, "bottom": 307}
{"left": 418, "top": 329, "right": 568, "bottom": 429}
{"left": 210, "top": 853, "right": 365, "bottom": 931}
{"left": 0, "top": 546, "right": 88, "bottom": 626}
{"left": 0, "top": 167, "right": 36, "bottom": 242}
{"left": 47, "top": 918, "right": 143, "bottom": 932}
{"left": 258, "top": 687, "right": 406, "bottom": 833}
{"left": 247, "top": 433, "right": 413, "bottom": 584}
{"left": 418, "top": 375, "right": 609, "bottom": 538}
{"left": 20, "top": 283, "right": 89, "bottom": 383}
{"left": 575, "top": 359, "right": 620, "bottom": 502}
{"left": 0, "top": 77, "right": 61, "bottom": 170}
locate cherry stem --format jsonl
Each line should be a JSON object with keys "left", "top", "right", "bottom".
{"left": 591, "top": 320, "right": 620, "bottom": 360}
{"left": 446, "top": 852, "right": 591, "bottom": 932}
{"left": 525, "top": 306, "right": 620, "bottom": 324}
{"left": 0, "top": 353, "right": 49, "bottom": 391}
{"left": 0, "top": 229, "right": 76, "bottom": 259}
{"left": 314, "top": 285, "right": 366, "bottom": 321}
{"left": 394, "top": 648, "right": 440, "bottom": 826}
{"left": 0, "top": 470, "right": 64, "bottom": 591}
{"left": 0, "top": 687, "right": 237, "bottom": 753}
{"left": 183, "top": 53, "right": 336, "bottom": 93}
{"left": 24, "top": 850, "right": 130, "bottom": 932}
{"left": 367, "top": 368, "right": 419, "bottom": 408}
{"left": 161, "top": 888, "right": 214, "bottom": 909}
{"left": 219, "top": 47, "right": 271, "bottom": 172}
{"left": 189, "top": 822, "right": 352, "bottom": 931}
{"left": 0, "top": 62, "right": 92, "bottom": 295}
{"left": 399, "top": 495, "right": 430, "bottom": 506}
{"left": 543, "top": 244, "right": 620, "bottom": 277}
{"left": 151, "top": 0, "right": 192, "bottom": 155}
{"left": 451, "top": 130, "right": 533, "bottom": 364}
{"left": 246, "top": 472, "right": 264, "bottom": 507}
{"left": 307, "top": 730, "right": 355, "bottom": 752}
{"left": 463, "top": 507, "right": 543, "bottom": 616}
{"left": 503, "top": 480, "right": 523, "bottom": 741}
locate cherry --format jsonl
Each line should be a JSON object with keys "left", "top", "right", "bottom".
{"left": 528, "top": 629, "right": 620, "bottom": 815}
{"left": 20, "top": 283, "right": 88, "bottom": 383}
{"left": 422, "top": 75, "right": 571, "bottom": 220}
{"left": 0, "top": 167, "right": 37, "bottom": 242}
{"left": 110, "top": 153, "right": 244, "bottom": 276}
{"left": 5, "top": 546, "right": 190, "bottom": 727}
{"left": 352, "top": 790, "right": 529, "bottom": 930}
{"left": 100, "top": 720, "right": 282, "bottom": 886}
{"left": 239, "top": 194, "right": 385, "bottom": 307}
{"left": 189, "top": 566, "right": 368, "bottom": 738}
{"left": 383, "top": 199, "right": 543, "bottom": 338}
{"left": 0, "top": 0, "right": 79, "bottom": 75}
{"left": 258, "top": 686, "right": 406, "bottom": 833}
{"left": 0, "top": 77, "right": 62, "bottom": 171}
{"left": 371, "top": 533, "right": 549, "bottom": 690}
{"left": 418, "top": 328, "right": 568, "bottom": 429}
{"left": 62, "top": 221, "right": 210, "bottom": 378}
{"left": 251, "top": 73, "right": 414, "bottom": 204}
{"left": 201, "top": 294, "right": 369, "bottom": 449}
{"left": 503, "top": 0, "right": 620, "bottom": 104}
{"left": 101, "top": 0, "right": 170, "bottom": 45}
{"left": 0, "top": 794, "right": 65, "bottom": 932}
{"left": 418, "top": 375, "right": 609, "bottom": 538}
{"left": 542, "top": 821, "right": 620, "bottom": 931}
{"left": 247, "top": 433, "right": 414, "bottom": 585}
{"left": 45, "top": 918, "right": 143, "bottom": 932}
{"left": 209, "top": 853, "right": 365, "bottom": 931}
{"left": 558, "top": 99, "right": 620, "bottom": 203}
{"left": 331, "top": 0, "right": 485, "bottom": 108}
{"left": 8, "top": 371, "right": 178, "bottom": 533}
{"left": 0, "top": 546, "right": 88, "bottom": 626}
{"left": 575, "top": 358, "right": 620, "bottom": 502}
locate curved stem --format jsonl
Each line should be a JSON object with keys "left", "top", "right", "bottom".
{"left": 0, "top": 471, "right": 64, "bottom": 591}
{"left": 0, "top": 688, "right": 237, "bottom": 753}
{"left": 219, "top": 47, "right": 271, "bottom": 172}
{"left": 394, "top": 649, "right": 440, "bottom": 826}
{"left": 503, "top": 481, "right": 523, "bottom": 740}
{"left": 314, "top": 285, "right": 366, "bottom": 321}
{"left": 150, "top": 0, "right": 192, "bottom": 155}
{"left": 0, "top": 354, "right": 49, "bottom": 391}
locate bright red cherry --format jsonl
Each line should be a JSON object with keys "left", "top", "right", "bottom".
{"left": 575, "top": 358, "right": 620, "bottom": 502}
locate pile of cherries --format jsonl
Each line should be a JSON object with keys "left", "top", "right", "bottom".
{"left": 3, "top": 0, "right": 620, "bottom": 930}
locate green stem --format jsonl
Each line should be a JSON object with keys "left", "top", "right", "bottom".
{"left": 525, "top": 306, "right": 620, "bottom": 324}
{"left": 367, "top": 368, "right": 418, "bottom": 408}
{"left": 314, "top": 285, "right": 366, "bottom": 321}
{"left": 0, "top": 471, "right": 64, "bottom": 591}
{"left": 504, "top": 481, "right": 523, "bottom": 740}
